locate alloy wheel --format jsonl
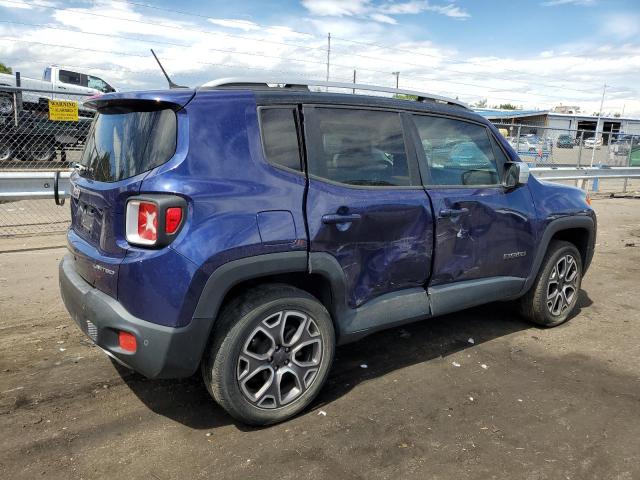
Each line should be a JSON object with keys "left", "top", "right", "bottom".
{"left": 546, "top": 254, "right": 579, "bottom": 316}
{"left": 237, "top": 310, "right": 323, "bottom": 409}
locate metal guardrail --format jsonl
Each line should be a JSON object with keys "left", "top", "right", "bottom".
{"left": 1, "top": 167, "right": 639, "bottom": 204}
{"left": 532, "top": 166, "right": 640, "bottom": 181}
{"left": 0, "top": 166, "right": 637, "bottom": 237}
{"left": 0, "top": 170, "right": 71, "bottom": 202}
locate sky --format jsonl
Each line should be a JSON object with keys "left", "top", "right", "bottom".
{"left": 0, "top": 0, "right": 639, "bottom": 115}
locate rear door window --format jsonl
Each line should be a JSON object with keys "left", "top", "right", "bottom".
{"left": 80, "top": 108, "right": 177, "bottom": 182}
{"left": 306, "top": 108, "right": 413, "bottom": 187}
{"left": 59, "top": 69, "right": 83, "bottom": 86}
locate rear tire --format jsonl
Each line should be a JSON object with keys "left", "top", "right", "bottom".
{"left": 0, "top": 144, "right": 13, "bottom": 162}
{"left": 519, "top": 240, "right": 582, "bottom": 327}
{"left": 202, "top": 284, "right": 335, "bottom": 426}
{"left": 0, "top": 92, "right": 13, "bottom": 116}
{"left": 29, "top": 142, "right": 56, "bottom": 162}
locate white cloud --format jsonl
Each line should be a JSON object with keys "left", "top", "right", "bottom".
{"left": 0, "top": 0, "right": 637, "bottom": 116}
{"left": 541, "top": 0, "right": 595, "bottom": 6}
{"left": 0, "top": 0, "right": 33, "bottom": 9}
{"left": 207, "top": 18, "right": 260, "bottom": 31}
{"left": 601, "top": 14, "right": 640, "bottom": 39}
{"left": 369, "top": 13, "right": 397, "bottom": 24}
{"left": 301, "top": 0, "right": 470, "bottom": 23}
{"left": 301, "top": 0, "right": 371, "bottom": 17}
{"left": 422, "top": 4, "right": 470, "bottom": 18}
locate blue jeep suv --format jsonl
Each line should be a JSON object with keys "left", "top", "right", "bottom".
{"left": 59, "top": 80, "right": 596, "bottom": 425}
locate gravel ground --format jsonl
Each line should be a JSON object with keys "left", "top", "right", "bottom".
{"left": 0, "top": 198, "right": 639, "bottom": 480}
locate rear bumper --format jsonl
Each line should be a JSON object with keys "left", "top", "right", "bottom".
{"left": 59, "top": 254, "right": 209, "bottom": 378}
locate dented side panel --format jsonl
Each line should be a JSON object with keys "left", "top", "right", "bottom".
{"left": 426, "top": 185, "right": 537, "bottom": 286}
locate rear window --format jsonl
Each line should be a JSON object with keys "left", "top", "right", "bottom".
{"left": 79, "top": 109, "right": 177, "bottom": 182}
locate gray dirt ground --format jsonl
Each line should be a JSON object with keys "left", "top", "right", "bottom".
{"left": 1, "top": 198, "right": 639, "bottom": 480}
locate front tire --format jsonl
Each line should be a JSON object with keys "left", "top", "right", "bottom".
{"left": 202, "top": 284, "right": 335, "bottom": 426}
{"left": 519, "top": 240, "right": 582, "bottom": 327}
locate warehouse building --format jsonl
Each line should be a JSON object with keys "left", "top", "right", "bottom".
{"left": 475, "top": 109, "right": 640, "bottom": 140}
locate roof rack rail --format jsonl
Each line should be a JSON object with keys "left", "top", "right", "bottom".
{"left": 201, "top": 77, "right": 468, "bottom": 109}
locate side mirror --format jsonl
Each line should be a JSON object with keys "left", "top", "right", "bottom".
{"left": 503, "top": 162, "right": 529, "bottom": 188}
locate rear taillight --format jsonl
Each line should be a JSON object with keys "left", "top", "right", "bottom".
{"left": 165, "top": 207, "right": 183, "bottom": 234}
{"left": 125, "top": 195, "right": 186, "bottom": 247}
{"left": 126, "top": 200, "right": 159, "bottom": 245}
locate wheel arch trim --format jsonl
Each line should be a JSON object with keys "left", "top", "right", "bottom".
{"left": 522, "top": 215, "right": 595, "bottom": 295}
{"left": 192, "top": 251, "right": 309, "bottom": 321}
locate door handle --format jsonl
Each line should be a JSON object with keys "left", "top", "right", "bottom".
{"left": 322, "top": 213, "right": 361, "bottom": 224}
{"left": 439, "top": 207, "right": 469, "bottom": 218}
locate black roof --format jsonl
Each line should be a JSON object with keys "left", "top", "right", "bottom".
{"left": 250, "top": 90, "right": 486, "bottom": 124}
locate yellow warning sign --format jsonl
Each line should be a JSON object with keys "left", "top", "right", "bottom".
{"left": 48, "top": 100, "right": 79, "bottom": 122}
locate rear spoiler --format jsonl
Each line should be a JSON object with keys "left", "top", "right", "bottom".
{"left": 83, "top": 90, "right": 196, "bottom": 112}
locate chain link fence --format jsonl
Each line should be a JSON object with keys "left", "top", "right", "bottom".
{"left": 1, "top": 88, "right": 639, "bottom": 238}
{"left": 0, "top": 86, "right": 92, "bottom": 237}
{"left": 0, "top": 86, "right": 94, "bottom": 170}
{"left": 491, "top": 122, "right": 640, "bottom": 169}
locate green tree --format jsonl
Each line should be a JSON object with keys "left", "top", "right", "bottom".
{"left": 498, "top": 103, "right": 518, "bottom": 110}
{"left": 0, "top": 62, "right": 12, "bottom": 74}
{"left": 474, "top": 98, "right": 487, "bottom": 108}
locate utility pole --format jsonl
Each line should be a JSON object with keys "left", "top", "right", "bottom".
{"left": 326, "top": 32, "right": 331, "bottom": 92}
{"left": 392, "top": 71, "right": 400, "bottom": 89}
{"left": 352, "top": 69, "right": 356, "bottom": 94}
{"left": 590, "top": 83, "right": 606, "bottom": 167}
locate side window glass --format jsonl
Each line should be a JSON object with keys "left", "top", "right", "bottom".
{"left": 59, "top": 70, "right": 82, "bottom": 86}
{"left": 260, "top": 107, "right": 302, "bottom": 172}
{"left": 87, "top": 75, "right": 108, "bottom": 92}
{"left": 309, "top": 108, "right": 411, "bottom": 187}
{"left": 490, "top": 134, "right": 511, "bottom": 167}
{"left": 414, "top": 115, "right": 500, "bottom": 186}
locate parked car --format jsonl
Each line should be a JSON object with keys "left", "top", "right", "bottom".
{"left": 611, "top": 134, "right": 640, "bottom": 155}
{"left": 59, "top": 80, "right": 597, "bottom": 425}
{"left": 556, "top": 134, "right": 574, "bottom": 148}
{"left": 0, "top": 65, "right": 116, "bottom": 116}
{"left": 584, "top": 136, "right": 603, "bottom": 149}
{"left": 508, "top": 137, "right": 538, "bottom": 153}
{"left": 524, "top": 134, "right": 553, "bottom": 153}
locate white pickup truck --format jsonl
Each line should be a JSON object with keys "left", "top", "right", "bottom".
{"left": 0, "top": 65, "right": 116, "bottom": 115}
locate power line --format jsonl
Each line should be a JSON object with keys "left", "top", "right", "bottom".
{"left": 0, "top": 38, "right": 355, "bottom": 82}
{"left": 93, "top": 0, "right": 318, "bottom": 39}
{"left": 329, "top": 45, "right": 606, "bottom": 95}
{"left": 0, "top": 35, "right": 626, "bottom": 104}
{"left": 0, "top": 21, "right": 331, "bottom": 67}
{"left": 329, "top": 35, "right": 605, "bottom": 94}
{"left": 10, "top": 0, "right": 617, "bottom": 95}
{"left": 104, "top": 0, "right": 616, "bottom": 95}
{"left": 2, "top": 0, "right": 326, "bottom": 54}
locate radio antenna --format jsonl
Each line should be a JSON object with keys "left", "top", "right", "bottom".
{"left": 150, "top": 49, "right": 187, "bottom": 89}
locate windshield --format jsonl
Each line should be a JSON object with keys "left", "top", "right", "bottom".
{"left": 79, "top": 108, "right": 177, "bottom": 182}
